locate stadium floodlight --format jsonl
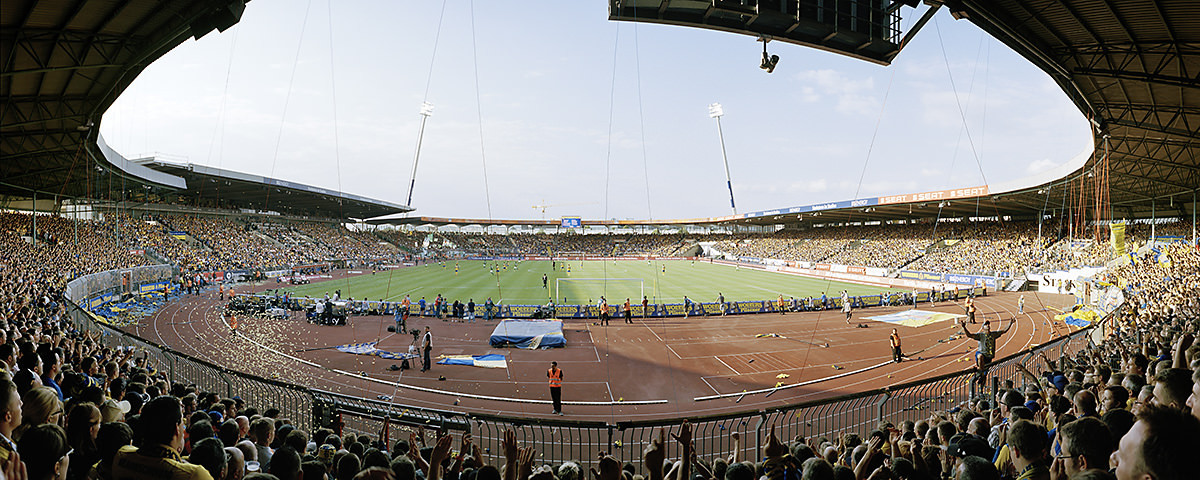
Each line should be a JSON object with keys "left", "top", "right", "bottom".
{"left": 709, "top": 103, "right": 737, "bottom": 215}
{"left": 404, "top": 102, "right": 434, "bottom": 208}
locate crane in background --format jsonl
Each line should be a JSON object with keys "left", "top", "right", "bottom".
{"left": 531, "top": 201, "right": 597, "bottom": 219}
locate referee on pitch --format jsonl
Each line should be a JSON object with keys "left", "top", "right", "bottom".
{"left": 548, "top": 361, "right": 564, "bottom": 415}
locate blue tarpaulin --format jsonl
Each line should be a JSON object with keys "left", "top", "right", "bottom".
{"left": 335, "top": 342, "right": 417, "bottom": 360}
{"left": 489, "top": 320, "right": 565, "bottom": 349}
{"left": 438, "top": 354, "right": 507, "bottom": 368}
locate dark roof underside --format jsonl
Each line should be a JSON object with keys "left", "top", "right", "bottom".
{"left": 3, "top": 0, "right": 1197, "bottom": 226}
{"left": 1, "top": 0, "right": 248, "bottom": 198}
{"left": 147, "top": 161, "right": 410, "bottom": 220}
{"left": 955, "top": 0, "right": 1199, "bottom": 206}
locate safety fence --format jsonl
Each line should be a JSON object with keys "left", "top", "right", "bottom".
{"left": 66, "top": 265, "right": 1104, "bottom": 464}
{"left": 314, "top": 312, "right": 1104, "bottom": 465}
{"left": 239, "top": 286, "right": 988, "bottom": 320}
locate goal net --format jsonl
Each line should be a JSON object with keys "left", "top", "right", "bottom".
{"left": 555, "top": 278, "right": 644, "bottom": 304}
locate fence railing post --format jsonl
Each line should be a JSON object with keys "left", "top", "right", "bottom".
{"left": 753, "top": 412, "right": 768, "bottom": 459}
{"left": 875, "top": 391, "right": 891, "bottom": 427}
{"left": 606, "top": 425, "right": 614, "bottom": 456}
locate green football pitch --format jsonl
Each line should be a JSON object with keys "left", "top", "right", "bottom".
{"left": 275, "top": 260, "right": 903, "bottom": 306}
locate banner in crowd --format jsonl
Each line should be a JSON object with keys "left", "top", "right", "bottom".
{"left": 1098, "top": 286, "right": 1125, "bottom": 315}
{"left": 1110, "top": 222, "right": 1126, "bottom": 258}
{"left": 87, "top": 293, "right": 119, "bottom": 310}
{"left": 137, "top": 281, "right": 171, "bottom": 294}
{"left": 197, "top": 271, "right": 225, "bottom": 283}
{"left": 169, "top": 231, "right": 187, "bottom": 240}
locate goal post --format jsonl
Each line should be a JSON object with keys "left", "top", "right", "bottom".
{"left": 555, "top": 278, "right": 645, "bottom": 304}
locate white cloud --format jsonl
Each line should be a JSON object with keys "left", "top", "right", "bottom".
{"left": 1026, "top": 158, "right": 1057, "bottom": 174}
{"left": 793, "top": 69, "right": 878, "bottom": 116}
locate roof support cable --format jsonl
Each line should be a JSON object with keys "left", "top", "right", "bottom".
{"left": 468, "top": 0, "right": 502, "bottom": 303}
{"left": 264, "top": 0, "right": 315, "bottom": 211}
{"left": 204, "top": 26, "right": 240, "bottom": 211}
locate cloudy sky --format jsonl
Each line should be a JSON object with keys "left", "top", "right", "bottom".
{"left": 100, "top": 0, "right": 1092, "bottom": 221}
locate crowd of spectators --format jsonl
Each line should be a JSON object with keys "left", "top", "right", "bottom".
{"left": 907, "top": 222, "right": 1054, "bottom": 275}
{"left": 159, "top": 214, "right": 308, "bottom": 271}
{"left": 506, "top": 234, "right": 685, "bottom": 257}
{"left": 4, "top": 204, "right": 1200, "bottom": 480}
{"left": 289, "top": 223, "right": 398, "bottom": 261}
{"left": 822, "top": 225, "right": 931, "bottom": 269}
{"left": 1, "top": 212, "right": 152, "bottom": 282}
{"left": 375, "top": 231, "right": 424, "bottom": 254}
{"left": 98, "top": 213, "right": 216, "bottom": 272}
{"left": 368, "top": 220, "right": 1198, "bottom": 278}
{"left": 0, "top": 235, "right": 1195, "bottom": 480}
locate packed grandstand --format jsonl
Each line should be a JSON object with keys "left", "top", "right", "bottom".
{"left": 4, "top": 1, "right": 1200, "bottom": 480}
{"left": 2, "top": 200, "right": 1199, "bottom": 479}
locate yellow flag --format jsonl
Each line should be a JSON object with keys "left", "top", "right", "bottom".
{"left": 1109, "top": 222, "right": 1126, "bottom": 258}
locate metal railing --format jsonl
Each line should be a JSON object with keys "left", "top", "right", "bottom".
{"left": 321, "top": 315, "right": 1101, "bottom": 464}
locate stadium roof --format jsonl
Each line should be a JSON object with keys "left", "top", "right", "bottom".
{"left": 954, "top": 0, "right": 1200, "bottom": 212}
{"left": 592, "top": 1, "right": 1200, "bottom": 227}
{"left": 145, "top": 160, "right": 411, "bottom": 220}
{"left": 5, "top": 0, "right": 1196, "bottom": 227}
{"left": 1, "top": 0, "right": 254, "bottom": 199}
{"left": 1, "top": 0, "right": 410, "bottom": 219}
{"left": 608, "top": 1, "right": 928, "bottom": 66}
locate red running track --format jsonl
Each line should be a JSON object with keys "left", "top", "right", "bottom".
{"left": 129, "top": 272, "right": 1078, "bottom": 422}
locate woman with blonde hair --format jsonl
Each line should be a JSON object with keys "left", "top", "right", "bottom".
{"left": 14, "top": 387, "right": 62, "bottom": 440}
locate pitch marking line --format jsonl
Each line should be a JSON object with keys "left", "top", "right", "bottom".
{"left": 694, "top": 360, "right": 892, "bottom": 401}
{"left": 233, "top": 330, "right": 664, "bottom": 405}
{"left": 715, "top": 356, "right": 741, "bottom": 375}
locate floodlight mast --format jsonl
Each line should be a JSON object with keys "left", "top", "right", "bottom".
{"left": 405, "top": 102, "right": 435, "bottom": 208}
{"left": 709, "top": 103, "right": 737, "bottom": 215}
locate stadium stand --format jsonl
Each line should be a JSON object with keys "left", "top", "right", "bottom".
{"left": 1, "top": 207, "right": 1196, "bottom": 479}
{"left": 4, "top": 0, "right": 1199, "bottom": 477}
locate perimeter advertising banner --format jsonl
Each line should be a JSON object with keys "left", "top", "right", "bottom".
{"left": 898, "top": 270, "right": 997, "bottom": 289}
{"left": 877, "top": 186, "right": 988, "bottom": 205}
{"left": 898, "top": 270, "right": 943, "bottom": 282}
{"left": 945, "top": 273, "right": 998, "bottom": 289}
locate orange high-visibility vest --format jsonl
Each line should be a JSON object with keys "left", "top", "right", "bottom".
{"left": 548, "top": 368, "right": 563, "bottom": 388}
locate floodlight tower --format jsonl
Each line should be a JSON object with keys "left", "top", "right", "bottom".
{"left": 709, "top": 102, "right": 737, "bottom": 215}
{"left": 405, "top": 101, "right": 434, "bottom": 208}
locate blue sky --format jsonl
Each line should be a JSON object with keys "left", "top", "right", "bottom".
{"left": 101, "top": 0, "right": 1091, "bottom": 221}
